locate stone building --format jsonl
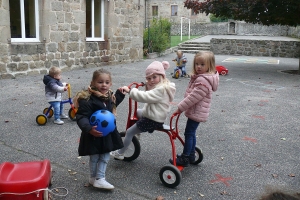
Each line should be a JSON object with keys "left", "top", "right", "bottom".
{"left": 0, "top": 0, "right": 145, "bottom": 79}
{"left": 145, "top": 0, "right": 210, "bottom": 25}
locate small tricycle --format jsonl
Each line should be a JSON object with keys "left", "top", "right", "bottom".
{"left": 172, "top": 60, "right": 188, "bottom": 79}
{"left": 216, "top": 65, "right": 229, "bottom": 76}
{"left": 36, "top": 84, "right": 77, "bottom": 125}
{"left": 118, "top": 82, "right": 203, "bottom": 188}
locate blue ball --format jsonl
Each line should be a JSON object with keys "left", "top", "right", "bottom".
{"left": 90, "top": 110, "right": 116, "bottom": 136}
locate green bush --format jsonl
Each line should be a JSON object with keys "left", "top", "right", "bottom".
{"left": 209, "top": 14, "right": 228, "bottom": 22}
{"left": 143, "top": 18, "right": 171, "bottom": 55}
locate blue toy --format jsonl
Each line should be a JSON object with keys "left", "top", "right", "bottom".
{"left": 90, "top": 110, "right": 116, "bottom": 136}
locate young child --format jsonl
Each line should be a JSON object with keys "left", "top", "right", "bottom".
{"left": 172, "top": 50, "right": 188, "bottom": 78}
{"left": 75, "top": 69, "right": 126, "bottom": 190}
{"left": 169, "top": 51, "right": 219, "bottom": 167}
{"left": 43, "top": 66, "right": 68, "bottom": 125}
{"left": 110, "top": 61, "right": 176, "bottom": 160}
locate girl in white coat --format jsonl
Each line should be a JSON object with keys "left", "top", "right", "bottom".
{"left": 111, "top": 61, "right": 176, "bottom": 160}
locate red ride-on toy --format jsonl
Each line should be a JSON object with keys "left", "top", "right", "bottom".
{"left": 118, "top": 82, "right": 203, "bottom": 188}
{"left": 0, "top": 160, "right": 52, "bottom": 200}
{"left": 216, "top": 65, "right": 229, "bottom": 76}
{"left": 36, "top": 84, "right": 77, "bottom": 125}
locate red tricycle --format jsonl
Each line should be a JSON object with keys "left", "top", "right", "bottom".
{"left": 0, "top": 160, "right": 52, "bottom": 200}
{"left": 216, "top": 65, "right": 229, "bottom": 76}
{"left": 36, "top": 84, "right": 77, "bottom": 125}
{"left": 118, "top": 82, "right": 203, "bottom": 188}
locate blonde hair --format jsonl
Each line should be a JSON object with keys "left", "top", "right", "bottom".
{"left": 176, "top": 50, "right": 183, "bottom": 57}
{"left": 48, "top": 66, "right": 61, "bottom": 77}
{"left": 192, "top": 51, "right": 216, "bottom": 75}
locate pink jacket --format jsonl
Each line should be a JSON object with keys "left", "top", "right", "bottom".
{"left": 178, "top": 72, "right": 219, "bottom": 122}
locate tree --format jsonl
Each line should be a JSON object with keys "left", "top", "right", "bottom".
{"left": 184, "top": 0, "right": 300, "bottom": 73}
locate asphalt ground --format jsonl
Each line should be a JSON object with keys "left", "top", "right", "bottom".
{"left": 1, "top": 51, "right": 300, "bottom": 200}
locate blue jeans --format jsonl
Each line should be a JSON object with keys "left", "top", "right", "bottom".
{"left": 49, "top": 101, "right": 64, "bottom": 120}
{"left": 174, "top": 66, "right": 186, "bottom": 76}
{"left": 183, "top": 118, "right": 200, "bottom": 156}
{"left": 89, "top": 153, "right": 110, "bottom": 179}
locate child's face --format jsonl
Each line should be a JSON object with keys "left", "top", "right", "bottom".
{"left": 177, "top": 53, "right": 182, "bottom": 59}
{"left": 146, "top": 74, "right": 161, "bottom": 88}
{"left": 91, "top": 74, "right": 112, "bottom": 95}
{"left": 194, "top": 57, "right": 209, "bottom": 74}
{"left": 53, "top": 73, "right": 61, "bottom": 80}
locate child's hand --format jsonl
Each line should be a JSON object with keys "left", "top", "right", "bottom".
{"left": 89, "top": 126, "right": 103, "bottom": 137}
{"left": 173, "top": 109, "right": 182, "bottom": 115}
{"left": 64, "top": 86, "right": 68, "bottom": 91}
{"left": 182, "top": 59, "right": 187, "bottom": 63}
{"left": 119, "top": 86, "right": 130, "bottom": 94}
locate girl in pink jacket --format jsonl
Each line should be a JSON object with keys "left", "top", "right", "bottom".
{"left": 170, "top": 51, "right": 219, "bottom": 167}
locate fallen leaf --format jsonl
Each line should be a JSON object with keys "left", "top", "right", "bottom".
{"left": 5, "top": 120, "right": 9, "bottom": 123}
{"left": 156, "top": 196, "right": 164, "bottom": 200}
{"left": 188, "top": 197, "right": 192, "bottom": 200}
{"left": 174, "top": 191, "right": 177, "bottom": 194}
{"left": 198, "top": 192, "right": 205, "bottom": 197}
{"left": 68, "top": 169, "right": 71, "bottom": 172}
{"left": 255, "top": 164, "right": 262, "bottom": 168}
{"left": 77, "top": 156, "right": 82, "bottom": 159}
{"left": 280, "top": 138, "right": 286, "bottom": 141}
{"left": 289, "top": 174, "right": 295, "bottom": 177}
{"left": 220, "top": 191, "right": 230, "bottom": 195}
{"left": 272, "top": 174, "right": 278, "bottom": 178}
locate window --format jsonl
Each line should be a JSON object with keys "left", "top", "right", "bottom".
{"left": 86, "top": 0, "right": 104, "bottom": 41}
{"left": 9, "top": 0, "right": 39, "bottom": 42}
{"left": 152, "top": 6, "right": 158, "bottom": 16}
{"left": 171, "top": 5, "right": 178, "bottom": 16}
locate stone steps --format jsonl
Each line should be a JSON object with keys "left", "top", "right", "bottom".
{"left": 177, "top": 42, "right": 210, "bottom": 54}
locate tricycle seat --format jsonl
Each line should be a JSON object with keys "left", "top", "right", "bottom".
{"left": 0, "top": 159, "right": 51, "bottom": 199}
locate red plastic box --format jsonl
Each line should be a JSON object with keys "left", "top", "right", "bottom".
{"left": 0, "top": 160, "right": 51, "bottom": 200}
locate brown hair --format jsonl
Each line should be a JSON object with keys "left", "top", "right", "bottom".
{"left": 192, "top": 51, "right": 216, "bottom": 75}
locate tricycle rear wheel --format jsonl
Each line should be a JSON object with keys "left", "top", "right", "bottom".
{"left": 119, "top": 132, "right": 140, "bottom": 162}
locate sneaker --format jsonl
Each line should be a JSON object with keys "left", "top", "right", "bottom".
{"left": 110, "top": 150, "right": 124, "bottom": 160}
{"left": 177, "top": 153, "right": 195, "bottom": 164}
{"left": 169, "top": 154, "right": 189, "bottom": 167}
{"left": 54, "top": 119, "right": 64, "bottom": 125}
{"left": 89, "top": 177, "right": 95, "bottom": 185}
{"left": 93, "top": 178, "right": 114, "bottom": 190}
{"left": 60, "top": 114, "right": 69, "bottom": 119}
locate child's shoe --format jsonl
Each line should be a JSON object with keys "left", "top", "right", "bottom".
{"left": 54, "top": 119, "right": 64, "bottom": 125}
{"left": 110, "top": 150, "right": 124, "bottom": 160}
{"left": 177, "top": 153, "right": 195, "bottom": 164}
{"left": 169, "top": 154, "right": 189, "bottom": 167}
{"left": 60, "top": 114, "right": 69, "bottom": 119}
{"left": 93, "top": 178, "right": 114, "bottom": 190}
{"left": 89, "top": 177, "right": 95, "bottom": 185}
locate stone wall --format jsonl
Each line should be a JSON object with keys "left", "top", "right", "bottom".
{"left": 210, "top": 39, "right": 300, "bottom": 58}
{"left": 0, "top": 0, "right": 144, "bottom": 79}
{"left": 171, "top": 21, "right": 291, "bottom": 36}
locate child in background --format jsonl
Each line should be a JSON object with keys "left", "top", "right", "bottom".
{"left": 43, "top": 66, "right": 68, "bottom": 125}
{"left": 75, "top": 69, "right": 126, "bottom": 190}
{"left": 110, "top": 61, "right": 176, "bottom": 160}
{"left": 172, "top": 50, "right": 188, "bottom": 78}
{"left": 169, "top": 51, "right": 219, "bottom": 167}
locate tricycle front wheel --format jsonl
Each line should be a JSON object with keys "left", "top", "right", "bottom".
{"left": 119, "top": 132, "right": 140, "bottom": 162}
{"left": 191, "top": 146, "right": 203, "bottom": 165}
{"left": 68, "top": 108, "right": 77, "bottom": 121}
{"left": 159, "top": 164, "right": 182, "bottom": 188}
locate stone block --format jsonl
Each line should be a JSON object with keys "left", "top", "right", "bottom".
{"left": 51, "top": 2, "right": 63, "bottom": 11}
{"left": 7, "top": 63, "right": 17, "bottom": 71}
{"left": 1, "top": 73, "right": 14, "bottom": 79}
{"left": 0, "top": 62, "right": 7, "bottom": 73}
{"left": 18, "top": 63, "right": 29, "bottom": 71}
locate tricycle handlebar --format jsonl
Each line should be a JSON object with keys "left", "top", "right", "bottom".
{"left": 128, "top": 82, "right": 145, "bottom": 89}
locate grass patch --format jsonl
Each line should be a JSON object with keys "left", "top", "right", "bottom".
{"left": 170, "top": 35, "right": 200, "bottom": 47}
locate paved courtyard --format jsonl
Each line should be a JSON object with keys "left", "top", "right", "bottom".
{"left": 0, "top": 49, "right": 300, "bottom": 199}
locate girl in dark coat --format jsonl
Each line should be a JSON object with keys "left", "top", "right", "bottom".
{"left": 75, "top": 69, "right": 125, "bottom": 190}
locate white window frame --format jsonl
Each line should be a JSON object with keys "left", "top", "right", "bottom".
{"left": 11, "top": 0, "right": 40, "bottom": 43}
{"left": 171, "top": 5, "right": 178, "bottom": 16}
{"left": 86, "top": 0, "right": 105, "bottom": 42}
